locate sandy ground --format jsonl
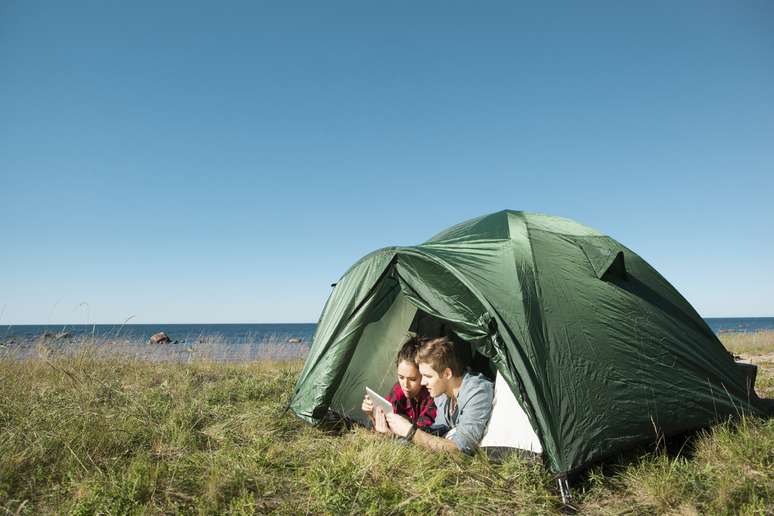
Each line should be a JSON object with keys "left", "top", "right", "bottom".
{"left": 738, "top": 352, "right": 774, "bottom": 398}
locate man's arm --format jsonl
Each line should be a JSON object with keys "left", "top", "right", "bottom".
{"left": 385, "top": 413, "right": 460, "bottom": 453}
{"left": 411, "top": 426, "right": 459, "bottom": 453}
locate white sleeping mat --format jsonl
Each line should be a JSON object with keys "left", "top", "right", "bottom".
{"left": 480, "top": 370, "right": 543, "bottom": 453}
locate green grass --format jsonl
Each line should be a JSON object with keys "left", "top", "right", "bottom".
{"left": 1, "top": 335, "right": 772, "bottom": 514}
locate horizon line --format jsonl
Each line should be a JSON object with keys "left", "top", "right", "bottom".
{"left": 3, "top": 316, "right": 774, "bottom": 326}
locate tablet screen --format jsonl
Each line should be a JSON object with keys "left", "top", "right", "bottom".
{"left": 365, "top": 387, "right": 394, "bottom": 414}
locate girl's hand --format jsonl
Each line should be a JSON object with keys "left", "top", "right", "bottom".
{"left": 361, "top": 394, "right": 374, "bottom": 414}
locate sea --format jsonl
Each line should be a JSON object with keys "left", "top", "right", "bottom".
{"left": 2, "top": 318, "right": 772, "bottom": 362}
{"left": 0, "top": 323, "right": 317, "bottom": 362}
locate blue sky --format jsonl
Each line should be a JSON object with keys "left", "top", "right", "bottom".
{"left": 2, "top": 1, "right": 773, "bottom": 324}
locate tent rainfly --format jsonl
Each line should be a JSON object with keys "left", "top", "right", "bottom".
{"left": 288, "top": 210, "right": 771, "bottom": 484}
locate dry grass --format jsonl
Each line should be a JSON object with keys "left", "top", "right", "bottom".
{"left": 719, "top": 329, "right": 774, "bottom": 357}
{"left": 720, "top": 330, "right": 774, "bottom": 398}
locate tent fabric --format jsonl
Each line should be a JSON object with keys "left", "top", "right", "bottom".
{"left": 289, "top": 210, "right": 771, "bottom": 475}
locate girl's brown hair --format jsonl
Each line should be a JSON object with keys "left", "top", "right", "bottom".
{"left": 395, "top": 335, "right": 427, "bottom": 368}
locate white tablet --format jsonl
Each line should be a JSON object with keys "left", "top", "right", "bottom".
{"left": 365, "top": 387, "right": 394, "bottom": 415}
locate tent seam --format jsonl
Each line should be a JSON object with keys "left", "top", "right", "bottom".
{"left": 522, "top": 214, "right": 564, "bottom": 472}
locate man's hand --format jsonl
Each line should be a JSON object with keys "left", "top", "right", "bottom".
{"left": 373, "top": 407, "right": 390, "bottom": 434}
{"left": 383, "top": 413, "right": 460, "bottom": 453}
{"left": 361, "top": 394, "right": 374, "bottom": 415}
{"left": 385, "top": 413, "right": 412, "bottom": 437}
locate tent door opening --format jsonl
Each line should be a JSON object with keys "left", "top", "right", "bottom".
{"left": 327, "top": 286, "right": 542, "bottom": 455}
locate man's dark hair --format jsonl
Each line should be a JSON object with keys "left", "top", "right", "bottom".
{"left": 416, "top": 336, "right": 464, "bottom": 377}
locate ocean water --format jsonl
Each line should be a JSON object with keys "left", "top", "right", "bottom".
{"left": 703, "top": 317, "right": 774, "bottom": 333}
{"left": 0, "top": 323, "right": 316, "bottom": 345}
{"left": 0, "top": 323, "right": 316, "bottom": 362}
{"left": 2, "top": 318, "right": 772, "bottom": 362}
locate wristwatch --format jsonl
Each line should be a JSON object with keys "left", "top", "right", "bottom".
{"left": 404, "top": 423, "right": 418, "bottom": 443}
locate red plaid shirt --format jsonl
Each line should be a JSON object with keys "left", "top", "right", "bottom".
{"left": 385, "top": 383, "right": 437, "bottom": 428}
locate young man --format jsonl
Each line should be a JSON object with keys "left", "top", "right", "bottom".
{"left": 385, "top": 336, "right": 494, "bottom": 454}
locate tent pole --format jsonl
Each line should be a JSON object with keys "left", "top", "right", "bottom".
{"left": 557, "top": 475, "right": 572, "bottom": 505}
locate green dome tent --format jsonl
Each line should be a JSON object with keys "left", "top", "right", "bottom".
{"left": 289, "top": 210, "right": 769, "bottom": 477}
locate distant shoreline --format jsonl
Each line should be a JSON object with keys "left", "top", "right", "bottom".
{"left": 3, "top": 318, "right": 774, "bottom": 341}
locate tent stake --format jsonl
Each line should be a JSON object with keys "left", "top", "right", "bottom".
{"left": 557, "top": 475, "right": 572, "bottom": 505}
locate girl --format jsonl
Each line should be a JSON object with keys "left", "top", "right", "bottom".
{"left": 361, "top": 336, "right": 437, "bottom": 431}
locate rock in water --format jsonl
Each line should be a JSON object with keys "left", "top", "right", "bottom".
{"left": 150, "top": 332, "right": 172, "bottom": 344}
{"left": 42, "top": 332, "right": 71, "bottom": 340}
